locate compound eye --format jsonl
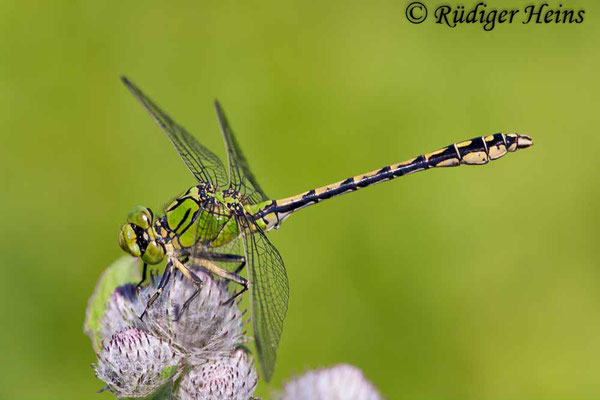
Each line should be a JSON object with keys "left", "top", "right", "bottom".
{"left": 119, "top": 224, "right": 141, "bottom": 257}
{"left": 127, "top": 205, "right": 153, "bottom": 229}
{"left": 142, "top": 241, "right": 165, "bottom": 265}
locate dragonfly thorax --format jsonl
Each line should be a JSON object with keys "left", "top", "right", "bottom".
{"left": 160, "top": 185, "right": 246, "bottom": 252}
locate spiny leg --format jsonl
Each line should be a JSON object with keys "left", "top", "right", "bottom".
{"left": 233, "top": 257, "right": 246, "bottom": 275}
{"left": 223, "top": 282, "right": 248, "bottom": 305}
{"left": 196, "top": 251, "right": 245, "bottom": 268}
{"left": 136, "top": 262, "right": 148, "bottom": 288}
{"left": 139, "top": 260, "right": 173, "bottom": 320}
{"left": 171, "top": 258, "right": 204, "bottom": 321}
{"left": 197, "top": 251, "right": 246, "bottom": 274}
{"left": 211, "top": 253, "right": 247, "bottom": 302}
{"left": 229, "top": 256, "right": 247, "bottom": 300}
{"left": 190, "top": 253, "right": 248, "bottom": 305}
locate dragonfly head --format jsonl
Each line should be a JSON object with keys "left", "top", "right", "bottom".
{"left": 119, "top": 205, "right": 165, "bottom": 265}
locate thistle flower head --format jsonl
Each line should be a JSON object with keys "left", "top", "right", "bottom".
{"left": 87, "top": 258, "right": 256, "bottom": 399}
{"left": 101, "top": 283, "right": 145, "bottom": 339}
{"left": 278, "top": 364, "right": 383, "bottom": 400}
{"left": 93, "top": 327, "right": 182, "bottom": 398}
{"left": 87, "top": 257, "right": 384, "bottom": 400}
{"left": 140, "top": 269, "right": 246, "bottom": 356}
{"left": 177, "top": 349, "right": 258, "bottom": 400}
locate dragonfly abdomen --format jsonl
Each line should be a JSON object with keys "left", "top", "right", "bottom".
{"left": 260, "top": 133, "right": 532, "bottom": 226}
{"left": 394, "top": 133, "right": 532, "bottom": 173}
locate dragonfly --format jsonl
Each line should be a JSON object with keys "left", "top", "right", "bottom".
{"left": 118, "top": 77, "right": 533, "bottom": 381}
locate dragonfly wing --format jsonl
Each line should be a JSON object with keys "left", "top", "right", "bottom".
{"left": 122, "top": 77, "right": 228, "bottom": 188}
{"left": 214, "top": 101, "right": 269, "bottom": 204}
{"left": 238, "top": 216, "right": 289, "bottom": 382}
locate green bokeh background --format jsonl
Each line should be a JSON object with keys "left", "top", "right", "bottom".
{"left": 1, "top": 0, "right": 599, "bottom": 398}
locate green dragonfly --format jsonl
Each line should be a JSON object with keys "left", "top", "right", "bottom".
{"left": 118, "top": 77, "right": 533, "bottom": 381}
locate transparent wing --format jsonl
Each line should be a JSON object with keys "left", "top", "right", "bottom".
{"left": 214, "top": 101, "right": 269, "bottom": 204}
{"left": 122, "top": 77, "right": 228, "bottom": 188}
{"left": 237, "top": 215, "right": 289, "bottom": 382}
{"left": 180, "top": 197, "right": 235, "bottom": 262}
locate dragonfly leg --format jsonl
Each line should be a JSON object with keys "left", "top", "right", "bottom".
{"left": 196, "top": 252, "right": 246, "bottom": 273}
{"left": 139, "top": 260, "right": 173, "bottom": 320}
{"left": 189, "top": 254, "right": 248, "bottom": 305}
{"left": 190, "top": 254, "right": 247, "bottom": 286}
{"left": 136, "top": 262, "right": 148, "bottom": 288}
{"left": 233, "top": 258, "right": 246, "bottom": 275}
{"left": 223, "top": 283, "right": 248, "bottom": 306}
{"left": 217, "top": 253, "right": 246, "bottom": 274}
{"left": 171, "top": 258, "right": 204, "bottom": 321}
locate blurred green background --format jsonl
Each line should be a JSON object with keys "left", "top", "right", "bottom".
{"left": 1, "top": 0, "right": 599, "bottom": 398}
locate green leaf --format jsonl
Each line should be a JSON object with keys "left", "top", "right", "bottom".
{"left": 160, "top": 366, "right": 178, "bottom": 381}
{"left": 84, "top": 256, "right": 140, "bottom": 352}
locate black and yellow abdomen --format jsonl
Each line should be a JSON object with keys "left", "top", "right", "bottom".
{"left": 254, "top": 133, "right": 533, "bottom": 227}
